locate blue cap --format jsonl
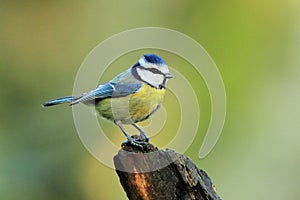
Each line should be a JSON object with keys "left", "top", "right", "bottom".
{"left": 143, "top": 54, "right": 166, "bottom": 65}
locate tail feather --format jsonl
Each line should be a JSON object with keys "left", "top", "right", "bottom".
{"left": 42, "top": 96, "right": 74, "bottom": 107}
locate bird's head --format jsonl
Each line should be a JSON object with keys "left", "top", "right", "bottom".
{"left": 132, "top": 54, "right": 173, "bottom": 89}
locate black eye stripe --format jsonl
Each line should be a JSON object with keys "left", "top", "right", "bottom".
{"left": 138, "top": 66, "right": 164, "bottom": 75}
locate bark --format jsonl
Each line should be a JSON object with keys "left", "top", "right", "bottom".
{"left": 114, "top": 136, "right": 222, "bottom": 200}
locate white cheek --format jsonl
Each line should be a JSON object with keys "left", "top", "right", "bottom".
{"left": 137, "top": 68, "right": 164, "bottom": 86}
{"left": 150, "top": 73, "right": 165, "bottom": 84}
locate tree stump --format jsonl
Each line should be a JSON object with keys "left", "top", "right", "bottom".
{"left": 113, "top": 136, "right": 222, "bottom": 200}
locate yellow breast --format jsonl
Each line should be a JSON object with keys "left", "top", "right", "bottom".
{"left": 129, "top": 84, "right": 165, "bottom": 122}
{"left": 95, "top": 84, "right": 166, "bottom": 124}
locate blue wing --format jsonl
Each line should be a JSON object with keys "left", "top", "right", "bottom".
{"left": 71, "top": 82, "right": 142, "bottom": 105}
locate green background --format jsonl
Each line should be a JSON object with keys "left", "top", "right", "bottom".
{"left": 1, "top": 1, "right": 300, "bottom": 199}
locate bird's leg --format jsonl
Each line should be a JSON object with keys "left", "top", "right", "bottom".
{"left": 114, "top": 120, "right": 144, "bottom": 148}
{"left": 132, "top": 123, "right": 149, "bottom": 142}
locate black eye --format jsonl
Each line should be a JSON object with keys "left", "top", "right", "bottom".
{"left": 150, "top": 68, "right": 162, "bottom": 74}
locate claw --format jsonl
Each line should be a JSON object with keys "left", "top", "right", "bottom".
{"left": 140, "top": 135, "right": 149, "bottom": 143}
{"left": 122, "top": 137, "right": 146, "bottom": 148}
{"left": 132, "top": 123, "right": 150, "bottom": 143}
{"left": 115, "top": 120, "right": 148, "bottom": 148}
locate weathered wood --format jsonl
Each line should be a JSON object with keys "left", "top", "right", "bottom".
{"left": 113, "top": 136, "right": 222, "bottom": 200}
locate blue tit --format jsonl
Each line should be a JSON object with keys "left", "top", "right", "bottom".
{"left": 43, "top": 54, "right": 173, "bottom": 147}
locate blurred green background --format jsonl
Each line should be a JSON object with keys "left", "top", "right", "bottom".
{"left": 1, "top": 0, "right": 300, "bottom": 199}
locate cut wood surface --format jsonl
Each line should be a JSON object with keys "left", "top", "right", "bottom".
{"left": 114, "top": 136, "right": 222, "bottom": 200}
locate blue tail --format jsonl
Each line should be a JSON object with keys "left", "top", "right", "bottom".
{"left": 42, "top": 96, "right": 74, "bottom": 107}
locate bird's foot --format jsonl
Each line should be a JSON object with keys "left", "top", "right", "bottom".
{"left": 137, "top": 130, "right": 149, "bottom": 143}
{"left": 139, "top": 134, "right": 149, "bottom": 143}
{"left": 122, "top": 137, "right": 147, "bottom": 148}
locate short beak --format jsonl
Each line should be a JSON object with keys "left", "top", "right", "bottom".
{"left": 165, "top": 73, "right": 173, "bottom": 79}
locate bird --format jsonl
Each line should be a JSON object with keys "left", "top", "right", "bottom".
{"left": 42, "top": 54, "right": 173, "bottom": 147}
